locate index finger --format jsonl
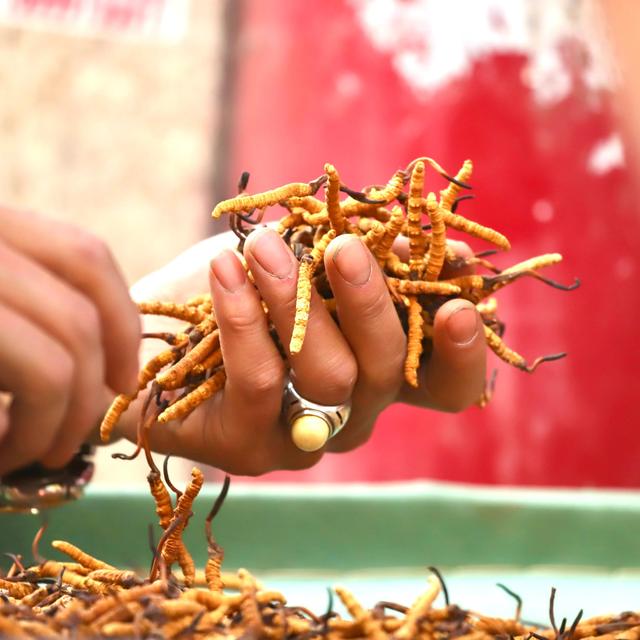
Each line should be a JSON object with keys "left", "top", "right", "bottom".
{"left": 0, "top": 207, "right": 141, "bottom": 394}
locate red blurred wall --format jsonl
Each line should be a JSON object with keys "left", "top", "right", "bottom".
{"left": 225, "top": 0, "right": 640, "bottom": 487}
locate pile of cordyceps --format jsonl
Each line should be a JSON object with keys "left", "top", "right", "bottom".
{"left": 2, "top": 530, "right": 638, "bottom": 640}
{"left": 99, "top": 156, "right": 578, "bottom": 449}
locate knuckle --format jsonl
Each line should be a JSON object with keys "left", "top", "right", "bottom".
{"left": 222, "top": 307, "right": 263, "bottom": 335}
{"left": 366, "top": 372, "right": 402, "bottom": 399}
{"left": 68, "top": 229, "right": 112, "bottom": 268}
{"left": 363, "top": 351, "right": 405, "bottom": 396}
{"left": 29, "top": 347, "right": 74, "bottom": 401}
{"left": 69, "top": 295, "right": 102, "bottom": 348}
{"left": 319, "top": 354, "right": 357, "bottom": 400}
{"left": 249, "top": 362, "right": 286, "bottom": 396}
{"left": 357, "top": 287, "right": 391, "bottom": 325}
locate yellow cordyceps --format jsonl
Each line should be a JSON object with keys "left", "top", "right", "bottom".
{"left": 50, "top": 541, "right": 115, "bottom": 573}
{"left": 162, "top": 468, "right": 205, "bottom": 567}
{"left": 441, "top": 209, "right": 511, "bottom": 251}
{"left": 37, "top": 561, "right": 110, "bottom": 595}
{"left": 204, "top": 476, "right": 230, "bottom": 594}
{"left": 424, "top": 191, "right": 447, "bottom": 281}
{"left": 93, "top": 156, "right": 575, "bottom": 488}
{"left": 276, "top": 210, "right": 304, "bottom": 234}
{"left": 385, "top": 251, "right": 410, "bottom": 278}
{"left": 394, "top": 575, "right": 441, "bottom": 640}
{"left": 367, "top": 168, "right": 408, "bottom": 203}
{"left": 99, "top": 395, "right": 132, "bottom": 444}
{"left": 373, "top": 204, "right": 404, "bottom": 264}
{"left": 290, "top": 228, "right": 336, "bottom": 355}
{"left": 3, "top": 525, "right": 638, "bottom": 639}
{"left": 483, "top": 324, "right": 565, "bottom": 372}
{"left": 157, "top": 369, "right": 227, "bottom": 424}
{"left": 156, "top": 329, "right": 220, "bottom": 390}
{"left": 190, "top": 349, "right": 223, "bottom": 377}
{"left": 100, "top": 337, "right": 189, "bottom": 443}
{"left": 500, "top": 252, "right": 563, "bottom": 275}
{"left": 285, "top": 195, "right": 326, "bottom": 214}
{"left": 0, "top": 579, "right": 34, "bottom": 598}
{"left": 360, "top": 218, "right": 386, "bottom": 250}
{"left": 473, "top": 615, "right": 527, "bottom": 636}
{"left": 324, "top": 163, "right": 345, "bottom": 234}
{"left": 290, "top": 257, "right": 316, "bottom": 356}
{"left": 211, "top": 176, "right": 326, "bottom": 218}
{"left": 335, "top": 586, "right": 387, "bottom": 640}
{"left": 404, "top": 296, "right": 424, "bottom": 388}
{"left": 87, "top": 569, "right": 141, "bottom": 587}
{"left": 147, "top": 470, "right": 174, "bottom": 529}
{"left": 439, "top": 158, "right": 473, "bottom": 211}
{"left": 137, "top": 301, "right": 206, "bottom": 325}
{"left": 177, "top": 545, "right": 196, "bottom": 589}
{"left": 407, "top": 160, "right": 427, "bottom": 276}
{"left": 386, "top": 277, "right": 461, "bottom": 296}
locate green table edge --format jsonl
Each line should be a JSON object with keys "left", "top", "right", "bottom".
{"left": 1, "top": 481, "right": 638, "bottom": 571}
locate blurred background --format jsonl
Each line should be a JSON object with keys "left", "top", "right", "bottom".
{"left": 1, "top": 0, "right": 638, "bottom": 488}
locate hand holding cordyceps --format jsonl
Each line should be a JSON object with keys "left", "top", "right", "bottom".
{"left": 0, "top": 208, "right": 485, "bottom": 477}
{"left": 0, "top": 207, "right": 142, "bottom": 476}
{"left": 120, "top": 226, "right": 486, "bottom": 476}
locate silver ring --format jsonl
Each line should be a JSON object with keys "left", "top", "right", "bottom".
{"left": 282, "top": 380, "right": 351, "bottom": 451}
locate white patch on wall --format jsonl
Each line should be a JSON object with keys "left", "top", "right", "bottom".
{"left": 614, "top": 256, "right": 635, "bottom": 281}
{"left": 531, "top": 199, "right": 554, "bottom": 223}
{"left": 347, "top": 0, "right": 616, "bottom": 104}
{"left": 335, "top": 71, "right": 363, "bottom": 99}
{"left": 0, "top": 0, "right": 189, "bottom": 42}
{"left": 587, "top": 133, "right": 625, "bottom": 174}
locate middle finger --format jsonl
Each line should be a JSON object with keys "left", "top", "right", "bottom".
{"left": 324, "top": 234, "right": 406, "bottom": 403}
{"left": 244, "top": 228, "right": 357, "bottom": 406}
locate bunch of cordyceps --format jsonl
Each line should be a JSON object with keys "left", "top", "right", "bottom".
{"left": 2, "top": 538, "right": 638, "bottom": 640}
{"left": 100, "top": 156, "right": 578, "bottom": 449}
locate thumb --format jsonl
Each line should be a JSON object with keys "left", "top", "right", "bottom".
{"left": 422, "top": 299, "right": 487, "bottom": 412}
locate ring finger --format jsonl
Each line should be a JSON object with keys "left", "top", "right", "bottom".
{"left": 243, "top": 228, "right": 357, "bottom": 406}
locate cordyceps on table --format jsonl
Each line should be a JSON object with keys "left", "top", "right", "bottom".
{"left": 99, "top": 156, "right": 579, "bottom": 453}
{"left": 2, "top": 522, "right": 640, "bottom": 640}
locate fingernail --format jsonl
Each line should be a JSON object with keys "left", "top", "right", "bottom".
{"left": 446, "top": 306, "right": 479, "bottom": 345}
{"left": 250, "top": 228, "right": 293, "bottom": 278}
{"left": 332, "top": 236, "right": 372, "bottom": 286}
{"left": 210, "top": 250, "right": 246, "bottom": 292}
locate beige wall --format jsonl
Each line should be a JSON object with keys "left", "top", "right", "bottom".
{"left": 0, "top": 0, "right": 225, "bottom": 284}
{"left": 0, "top": 0, "right": 227, "bottom": 485}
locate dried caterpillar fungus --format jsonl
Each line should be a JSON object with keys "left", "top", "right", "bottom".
{"left": 97, "top": 157, "right": 576, "bottom": 456}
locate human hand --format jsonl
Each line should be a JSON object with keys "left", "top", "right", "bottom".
{"left": 121, "top": 226, "right": 485, "bottom": 475}
{"left": 0, "top": 207, "right": 141, "bottom": 475}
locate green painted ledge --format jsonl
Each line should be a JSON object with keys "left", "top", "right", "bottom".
{"left": 0, "top": 482, "right": 638, "bottom": 572}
